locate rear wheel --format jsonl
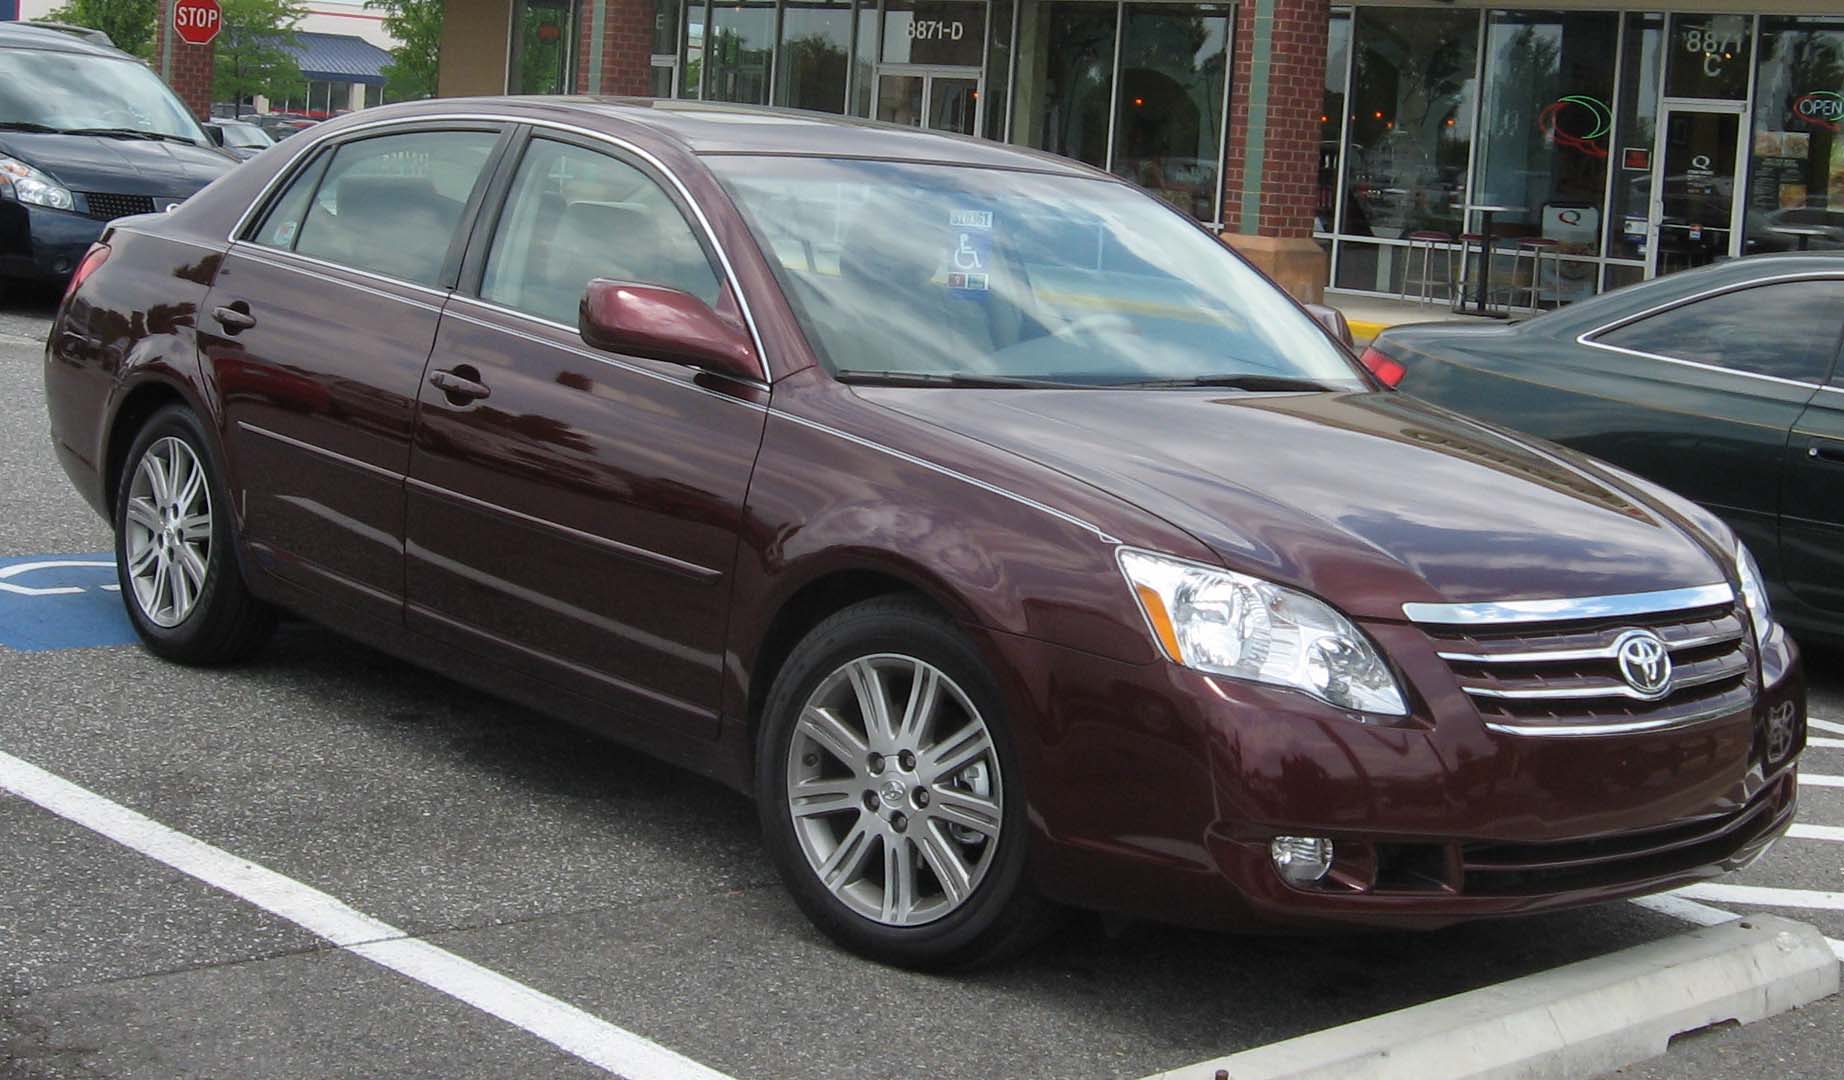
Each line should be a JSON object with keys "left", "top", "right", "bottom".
{"left": 757, "top": 596, "right": 1052, "bottom": 968}
{"left": 114, "top": 405, "right": 275, "bottom": 664}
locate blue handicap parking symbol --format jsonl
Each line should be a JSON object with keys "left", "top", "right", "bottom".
{"left": 0, "top": 554, "right": 138, "bottom": 651}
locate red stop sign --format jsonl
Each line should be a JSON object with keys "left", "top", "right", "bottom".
{"left": 173, "top": 0, "right": 222, "bottom": 46}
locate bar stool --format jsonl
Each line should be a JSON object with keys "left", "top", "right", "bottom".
{"left": 1398, "top": 230, "right": 1455, "bottom": 306}
{"left": 1452, "top": 232, "right": 1491, "bottom": 313}
{"left": 1513, "top": 237, "right": 1562, "bottom": 314}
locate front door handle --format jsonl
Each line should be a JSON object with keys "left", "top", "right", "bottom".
{"left": 212, "top": 305, "right": 256, "bottom": 332}
{"left": 429, "top": 368, "right": 491, "bottom": 402}
{"left": 1808, "top": 444, "right": 1844, "bottom": 465}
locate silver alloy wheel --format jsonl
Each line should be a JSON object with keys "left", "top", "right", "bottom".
{"left": 786, "top": 653, "right": 1004, "bottom": 928}
{"left": 123, "top": 436, "right": 212, "bottom": 629}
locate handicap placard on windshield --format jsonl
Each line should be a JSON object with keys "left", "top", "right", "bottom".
{"left": 0, "top": 554, "right": 137, "bottom": 651}
{"left": 947, "top": 209, "right": 992, "bottom": 293}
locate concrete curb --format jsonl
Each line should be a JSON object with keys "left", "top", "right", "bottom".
{"left": 1140, "top": 914, "right": 1840, "bottom": 1080}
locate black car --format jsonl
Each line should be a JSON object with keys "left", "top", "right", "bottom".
{"left": 0, "top": 23, "right": 234, "bottom": 284}
{"left": 1364, "top": 253, "right": 1844, "bottom": 644}
{"left": 202, "top": 119, "right": 276, "bottom": 160}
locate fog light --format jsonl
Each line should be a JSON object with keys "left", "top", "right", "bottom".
{"left": 1270, "top": 836, "right": 1335, "bottom": 884}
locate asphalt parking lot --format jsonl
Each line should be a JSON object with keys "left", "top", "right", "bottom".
{"left": 1, "top": 287, "right": 1839, "bottom": 1080}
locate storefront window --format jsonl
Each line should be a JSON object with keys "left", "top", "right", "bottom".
{"left": 1747, "top": 16, "right": 1844, "bottom": 255}
{"left": 852, "top": 0, "right": 878, "bottom": 115}
{"left": 1607, "top": 13, "right": 1663, "bottom": 266}
{"left": 1335, "top": 6, "right": 1477, "bottom": 292}
{"left": 1469, "top": 10, "right": 1616, "bottom": 303}
{"left": 777, "top": 0, "right": 854, "bottom": 113}
{"left": 682, "top": 0, "right": 706, "bottom": 98}
{"left": 707, "top": 0, "right": 775, "bottom": 104}
{"left": 1666, "top": 13, "right": 1752, "bottom": 101}
{"left": 1015, "top": 2, "right": 1116, "bottom": 168}
{"left": 508, "top": 0, "right": 576, "bottom": 94}
{"left": 1110, "top": 4, "right": 1229, "bottom": 223}
{"left": 984, "top": 0, "right": 1015, "bottom": 141}
{"left": 1319, "top": 8, "right": 1351, "bottom": 241}
{"left": 654, "top": 0, "right": 682, "bottom": 56}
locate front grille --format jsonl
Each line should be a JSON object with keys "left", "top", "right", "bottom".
{"left": 1422, "top": 600, "right": 1755, "bottom": 736}
{"left": 80, "top": 192, "right": 157, "bottom": 221}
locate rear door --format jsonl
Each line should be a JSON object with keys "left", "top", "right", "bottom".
{"left": 402, "top": 130, "right": 769, "bottom": 737}
{"left": 1581, "top": 277, "right": 1842, "bottom": 562}
{"left": 200, "top": 123, "right": 507, "bottom": 622}
{"left": 1780, "top": 303, "right": 1844, "bottom": 613}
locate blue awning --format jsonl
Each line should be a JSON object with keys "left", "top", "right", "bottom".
{"left": 281, "top": 32, "right": 393, "bottom": 87}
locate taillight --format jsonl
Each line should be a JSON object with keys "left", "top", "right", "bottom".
{"left": 1359, "top": 345, "right": 1405, "bottom": 388}
{"left": 62, "top": 242, "right": 110, "bottom": 303}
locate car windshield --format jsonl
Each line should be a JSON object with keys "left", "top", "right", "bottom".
{"left": 709, "top": 156, "right": 1365, "bottom": 389}
{"left": 0, "top": 48, "right": 206, "bottom": 143}
{"left": 219, "top": 121, "right": 273, "bottom": 149}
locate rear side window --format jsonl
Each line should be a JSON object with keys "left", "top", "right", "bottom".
{"left": 480, "top": 138, "right": 721, "bottom": 325}
{"left": 1595, "top": 279, "right": 1844, "bottom": 383}
{"left": 257, "top": 129, "right": 500, "bottom": 288}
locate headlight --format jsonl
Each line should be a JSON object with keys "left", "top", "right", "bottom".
{"left": 1117, "top": 548, "right": 1408, "bottom": 715}
{"left": 0, "top": 155, "right": 75, "bottom": 211}
{"left": 1735, "top": 539, "right": 1773, "bottom": 646}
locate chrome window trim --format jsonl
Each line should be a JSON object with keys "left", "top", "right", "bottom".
{"left": 225, "top": 110, "right": 772, "bottom": 379}
{"left": 773, "top": 411, "right": 1119, "bottom": 544}
{"left": 1574, "top": 270, "right": 1844, "bottom": 391}
{"left": 441, "top": 296, "right": 772, "bottom": 405}
{"left": 1402, "top": 582, "right": 1734, "bottom": 625}
{"left": 228, "top": 246, "right": 448, "bottom": 310}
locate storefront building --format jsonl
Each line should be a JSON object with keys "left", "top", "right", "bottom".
{"left": 433, "top": 0, "right": 1844, "bottom": 301}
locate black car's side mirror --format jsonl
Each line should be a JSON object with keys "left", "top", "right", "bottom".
{"left": 204, "top": 126, "right": 225, "bottom": 146}
{"left": 579, "top": 279, "right": 762, "bottom": 383}
{"left": 1304, "top": 303, "right": 1355, "bottom": 349}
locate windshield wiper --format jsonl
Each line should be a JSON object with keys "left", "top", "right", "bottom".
{"left": 834, "top": 369, "right": 1071, "bottom": 389}
{"left": 62, "top": 127, "right": 202, "bottom": 146}
{"left": 1114, "top": 373, "right": 1339, "bottom": 392}
{"left": 0, "top": 122, "right": 63, "bottom": 134}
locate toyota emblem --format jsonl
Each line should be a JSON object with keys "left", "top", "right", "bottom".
{"left": 1613, "top": 629, "right": 1673, "bottom": 698}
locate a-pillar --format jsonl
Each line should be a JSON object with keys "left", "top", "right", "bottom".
{"left": 1221, "top": 0, "right": 1329, "bottom": 303}
{"left": 572, "top": 0, "right": 659, "bottom": 96}
{"left": 153, "top": 0, "right": 216, "bottom": 121}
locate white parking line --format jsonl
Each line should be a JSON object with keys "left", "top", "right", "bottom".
{"left": 1810, "top": 717, "right": 1844, "bottom": 737}
{"left": 1676, "top": 882, "right": 1844, "bottom": 911}
{"left": 0, "top": 749, "right": 734, "bottom": 1080}
{"left": 1810, "top": 737, "right": 1844, "bottom": 749}
{"left": 1789, "top": 824, "right": 1844, "bottom": 842}
{"left": 1798, "top": 773, "right": 1844, "bottom": 788}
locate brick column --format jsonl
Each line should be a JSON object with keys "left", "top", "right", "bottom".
{"left": 153, "top": 0, "right": 216, "bottom": 121}
{"left": 1221, "top": 0, "right": 1328, "bottom": 302}
{"left": 575, "top": 0, "right": 656, "bottom": 96}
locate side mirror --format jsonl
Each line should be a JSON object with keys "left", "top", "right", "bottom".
{"left": 1303, "top": 303, "right": 1355, "bottom": 349}
{"left": 204, "top": 126, "right": 225, "bottom": 146}
{"left": 579, "top": 279, "right": 762, "bottom": 382}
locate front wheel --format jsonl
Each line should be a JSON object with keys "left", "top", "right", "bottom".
{"left": 114, "top": 404, "right": 275, "bottom": 664}
{"left": 756, "top": 596, "right": 1053, "bottom": 969}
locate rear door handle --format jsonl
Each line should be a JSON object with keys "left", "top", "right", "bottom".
{"left": 1808, "top": 444, "right": 1844, "bottom": 464}
{"left": 212, "top": 305, "right": 256, "bottom": 332}
{"left": 429, "top": 368, "right": 491, "bottom": 402}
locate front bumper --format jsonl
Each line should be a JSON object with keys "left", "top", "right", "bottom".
{"left": 991, "top": 618, "right": 1803, "bottom": 932}
{"left": 0, "top": 201, "right": 106, "bottom": 281}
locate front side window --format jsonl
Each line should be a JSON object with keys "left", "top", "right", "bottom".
{"left": 711, "top": 155, "right": 1368, "bottom": 388}
{"left": 0, "top": 49, "right": 205, "bottom": 143}
{"left": 481, "top": 138, "right": 721, "bottom": 324}
{"left": 288, "top": 129, "right": 500, "bottom": 287}
{"left": 1596, "top": 279, "right": 1844, "bottom": 382}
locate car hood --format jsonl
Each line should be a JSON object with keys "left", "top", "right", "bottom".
{"left": 0, "top": 132, "right": 234, "bottom": 195}
{"left": 857, "top": 387, "right": 1729, "bottom": 620}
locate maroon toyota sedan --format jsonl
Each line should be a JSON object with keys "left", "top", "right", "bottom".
{"left": 43, "top": 98, "right": 1804, "bottom": 969}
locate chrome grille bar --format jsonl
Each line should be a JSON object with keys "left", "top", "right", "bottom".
{"left": 1437, "top": 627, "right": 1743, "bottom": 665}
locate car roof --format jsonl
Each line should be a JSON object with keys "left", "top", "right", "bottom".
{"left": 1533, "top": 252, "right": 1844, "bottom": 334}
{"left": 0, "top": 21, "right": 135, "bottom": 59}
{"left": 381, "top": 96, "right": 1109, "bottom": 177}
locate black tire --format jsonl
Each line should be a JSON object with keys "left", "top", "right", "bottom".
{"left": 756, "top": 595, "right": 1056, "bottom": 969}
{"left": 113, "top": 404, "right": 276, "bottom": 664}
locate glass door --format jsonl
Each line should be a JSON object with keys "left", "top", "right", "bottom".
{"left": 1648, "top": 105, "right": 1745, "bottom": 276}
{"left": 876, "top": 70, "right": 981, "bottom": 134}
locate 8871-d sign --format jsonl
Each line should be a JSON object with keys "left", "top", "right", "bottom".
{"left": 173, "top": 0, "right": 222, "bottom": 46}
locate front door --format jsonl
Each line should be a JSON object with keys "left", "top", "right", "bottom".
{"left": 876, "top": 70, "right": 981, "bottom": 135}
{"left": 1648, "top": 105, "right": 1745, "bottom": 277}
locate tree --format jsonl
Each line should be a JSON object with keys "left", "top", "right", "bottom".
{"left": 40, "top": 0, "right": 157, "bottom": 59}
{"left": 213, "top": 0, "right": 310, "bottom": 111}
{"left": 366, "top": 0, "right": 443, "bottom": 102}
